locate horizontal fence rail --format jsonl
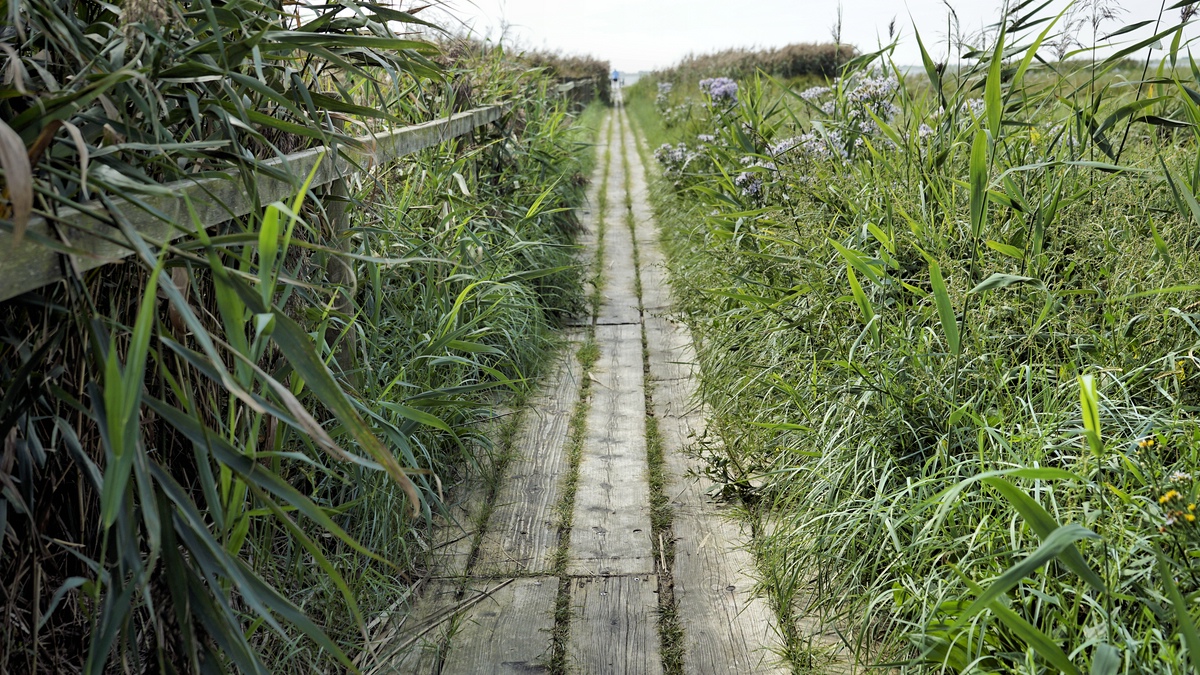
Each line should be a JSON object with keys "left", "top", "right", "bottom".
{"left": 0, "top": 78, "right": 595, "bottom": 302}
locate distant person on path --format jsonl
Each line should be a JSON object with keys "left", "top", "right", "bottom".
{"left": 611, "top": 69, "right": 620, "bottom": 87}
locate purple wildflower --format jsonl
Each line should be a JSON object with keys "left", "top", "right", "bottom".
{"left": 699, "top": 77, "right": 739, "bottom": 106}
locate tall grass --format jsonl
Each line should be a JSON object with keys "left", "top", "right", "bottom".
{"left": 661, "top": 42, "right": 857, "bottom": 83}
{"left": 0, "top": 1, "right": 602, "bottom": 669}
{"left": 630, "top": 2, "right": 1200, "bottom": 672}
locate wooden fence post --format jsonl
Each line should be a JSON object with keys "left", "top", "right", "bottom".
{"left": 323, "top": 175, "right": 359, "bottom": 386}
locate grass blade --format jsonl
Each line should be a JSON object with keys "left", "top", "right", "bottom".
{"left": 929, "top": 260, "right": 960, "bottom": 356}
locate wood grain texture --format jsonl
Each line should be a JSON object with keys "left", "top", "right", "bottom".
{"left": 440, "top": 578, "right": 558, "bottom": 674}
{"left": 567, "top": 575, "right": 664, "bottom": 675}
{"left": 643, "top": 315, "right": 700, "bottom": 387}
{"left": 637, "top": 245, "right": 673, "bottom": 313}
{"left": 659, "top": 410, "right": 788, "bottom": 674}
{"left": 427, "top": 488, "right": 485, "bottom": 578}
{"left": 621, "top": 123, "right": 657, "bottom": 250}
{"left": 474, "top": 333, "right": 584, "bottom": 576}
{"left": 567, "top": 111, "right": 611, "bottom": 327}
{"left": 367, "top": 580, "right": 460, "bottom": 675}
{"left": 651, "top": 359, "right": 789, "bottom": 675}
{"left": 596, "top": 115, "right": 640, "bottom": 327}
{"left": 567, "top": 323, "right": 654, "bottom": 576}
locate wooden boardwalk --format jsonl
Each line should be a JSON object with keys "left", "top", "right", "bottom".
{"left": 369, "top": 94, "right": 791, "bottom": 674}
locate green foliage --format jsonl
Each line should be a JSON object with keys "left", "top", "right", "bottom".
{"left": 629, "top": 3, "right": 1200, "bottom": 672}
{"left": 0, "top": 3, "right": 602, "bottom": 670}
{"left": 657, "top": 42, "right": 857, "bottom": 83}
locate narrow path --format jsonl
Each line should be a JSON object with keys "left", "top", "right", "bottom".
{"left": 371, "top": 94, "right": 787, "bottom": 674}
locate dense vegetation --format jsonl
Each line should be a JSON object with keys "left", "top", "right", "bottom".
{"left": 630, "top": 3, "right": 1200, "bottom": 673}
{"left": 658, "top": 42, "right": 857, "bottom": 84}
{"left": 0, "top": 0, "right": 604, "bottom": 671}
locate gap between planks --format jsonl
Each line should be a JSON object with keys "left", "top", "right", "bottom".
{"left": 622, "top": 106, "right": 793, "bottom": 674}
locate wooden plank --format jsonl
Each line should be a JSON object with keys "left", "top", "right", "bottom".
{"left": 1, "top": 106, "right": 504, "bottom": 302}
{"left": 568, "top": 323, "right": 654, "bottom": 576}
{"left": 650, "top": 354, "right": 789, "bottom": 675}
{"left": 621, "top": 123, "right": 658, "bottom": 248}
{"left": 596, "top": 114, "right": 640, "bottom": 326}
{"left": 567, "top": 575, "right": 663, "bottom": 675}
{"left": 567, "top": 111, "right": 611, "bottom": 327}
{"left": 665, "top": 451, "right": 788, "bottom": 674}
{"left": 440, "top": 578, "right": 559, "bottom": 674}
{"left": 427, "top": 487, "right": 485, "bottom": 578}
{"left": 474, "top": 333, "right": 584, "bottom": 575}
{"left": 637, "top": 244, "right": 674, "bottom": 313}
{"left": 364, "top": 580, "right": 460, "bottom": 675}
{"left": 644, "top": 315, "right": 700, "bottom": 387}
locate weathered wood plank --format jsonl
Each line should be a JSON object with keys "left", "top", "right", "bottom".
{"left": 474, "top": 333, "right": 584, "bottom": 576}
{"left": 427, "top": 487, "right": 486, "bottom": 578}
{"left": 567, "top": 112, "right": 611, "bottom": 328}
{"left": 660, "top": 426, "right": 788, "bottom": 674}
{"left": 637, "top": 245, "right": 673, "bottom": 312}
{"left": 567, "top": 575, "right": 664, "bottom": 675}
{"left": 567, "top": 323, "right": 654, "bottom": 576}
{"left": 643, "top": 315, "right": 700, "bottom": 386}
{"left": 649, "top": 348, "right": 789, "bottom": 675}
{"left": 440, "top": 578, "right": 559, "bottom": 674}
{"left": 596, "top": 115, "right": 640, "bottom": 327}
{"left": 621, "top": 123, "right": 657, "bottom": 249}
{"left": 364, "top": 580, "right": 460, "bottom": 675}
{"left": 1, "top": 106, "right": 504, "bottom": 302}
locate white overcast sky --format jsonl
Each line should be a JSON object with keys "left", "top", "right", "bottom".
{"left": 432, "top": 1, "right": 1189, "bottom": 72}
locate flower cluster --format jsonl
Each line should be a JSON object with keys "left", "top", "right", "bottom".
{"left": 734, "top": 157, "right": 777, "bottom": 198}
{"left": 768, "top": 136, "right": 801, "bottom": 158}
{"left": 933, "top": 99, "right": 987, "bottom": 124}
{"left": 800, "top": 85, "right": 830, "bottom": 101}
{"left": 655, "top": 81, "right": 673, "bottom": 111}
{"left": 770, "top": 131, "right": 850, "bottom": 164}
{"left": 1159, "top": 488, "right": 1198, "bottom": 530}
{"left": 654, "top": 142, "right": 700, "bottom": 177}
{"left": 697, "top": 134, "right": 716, "bottom": 144}
{"left": 699, "top": 77, "right": 739, "bottom": 106}
{"left": 784, "top": 75, "right": 900, "bottom": 160}
{"left": 844, "top": 75, "right": 900, "bottom": 137}
{"left": 845, "top": 75, "right": 899, "bottom": 106}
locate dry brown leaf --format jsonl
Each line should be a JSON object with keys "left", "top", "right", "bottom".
{"left": 0, "top": 118, "right": 32, "bottom": 244}
{"left": 60, "top": 121, "right": 89, "bottom": 197}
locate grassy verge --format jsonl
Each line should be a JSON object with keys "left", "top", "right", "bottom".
{"left": 626, "top": 7, "right": 1200, "bottom": 673}
{"left": 1, "top": 33, "right": 610, "bottom": 671}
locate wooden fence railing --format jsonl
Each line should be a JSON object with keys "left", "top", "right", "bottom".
{"left": 0, "top": 79, "right": 595, "bottom": 303}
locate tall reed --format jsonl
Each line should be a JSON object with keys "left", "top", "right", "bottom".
{"left": 0, "top": 2, "right": 600, "bottom": 670}
{"left": 630, "top": 3, "right": 1200, "bottom": 672}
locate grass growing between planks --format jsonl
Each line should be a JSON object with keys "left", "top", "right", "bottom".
{"left": 548, "top": 108, "right": 611, "bottom": 674}
{"left": 619, "top": 104, "right": 687, "bottom": 674}
{"left": 548, "top": 335, "right": 600, "bottom": 674}
{"left": 629, "top": 4, "right": 1200, "bottom": 674}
